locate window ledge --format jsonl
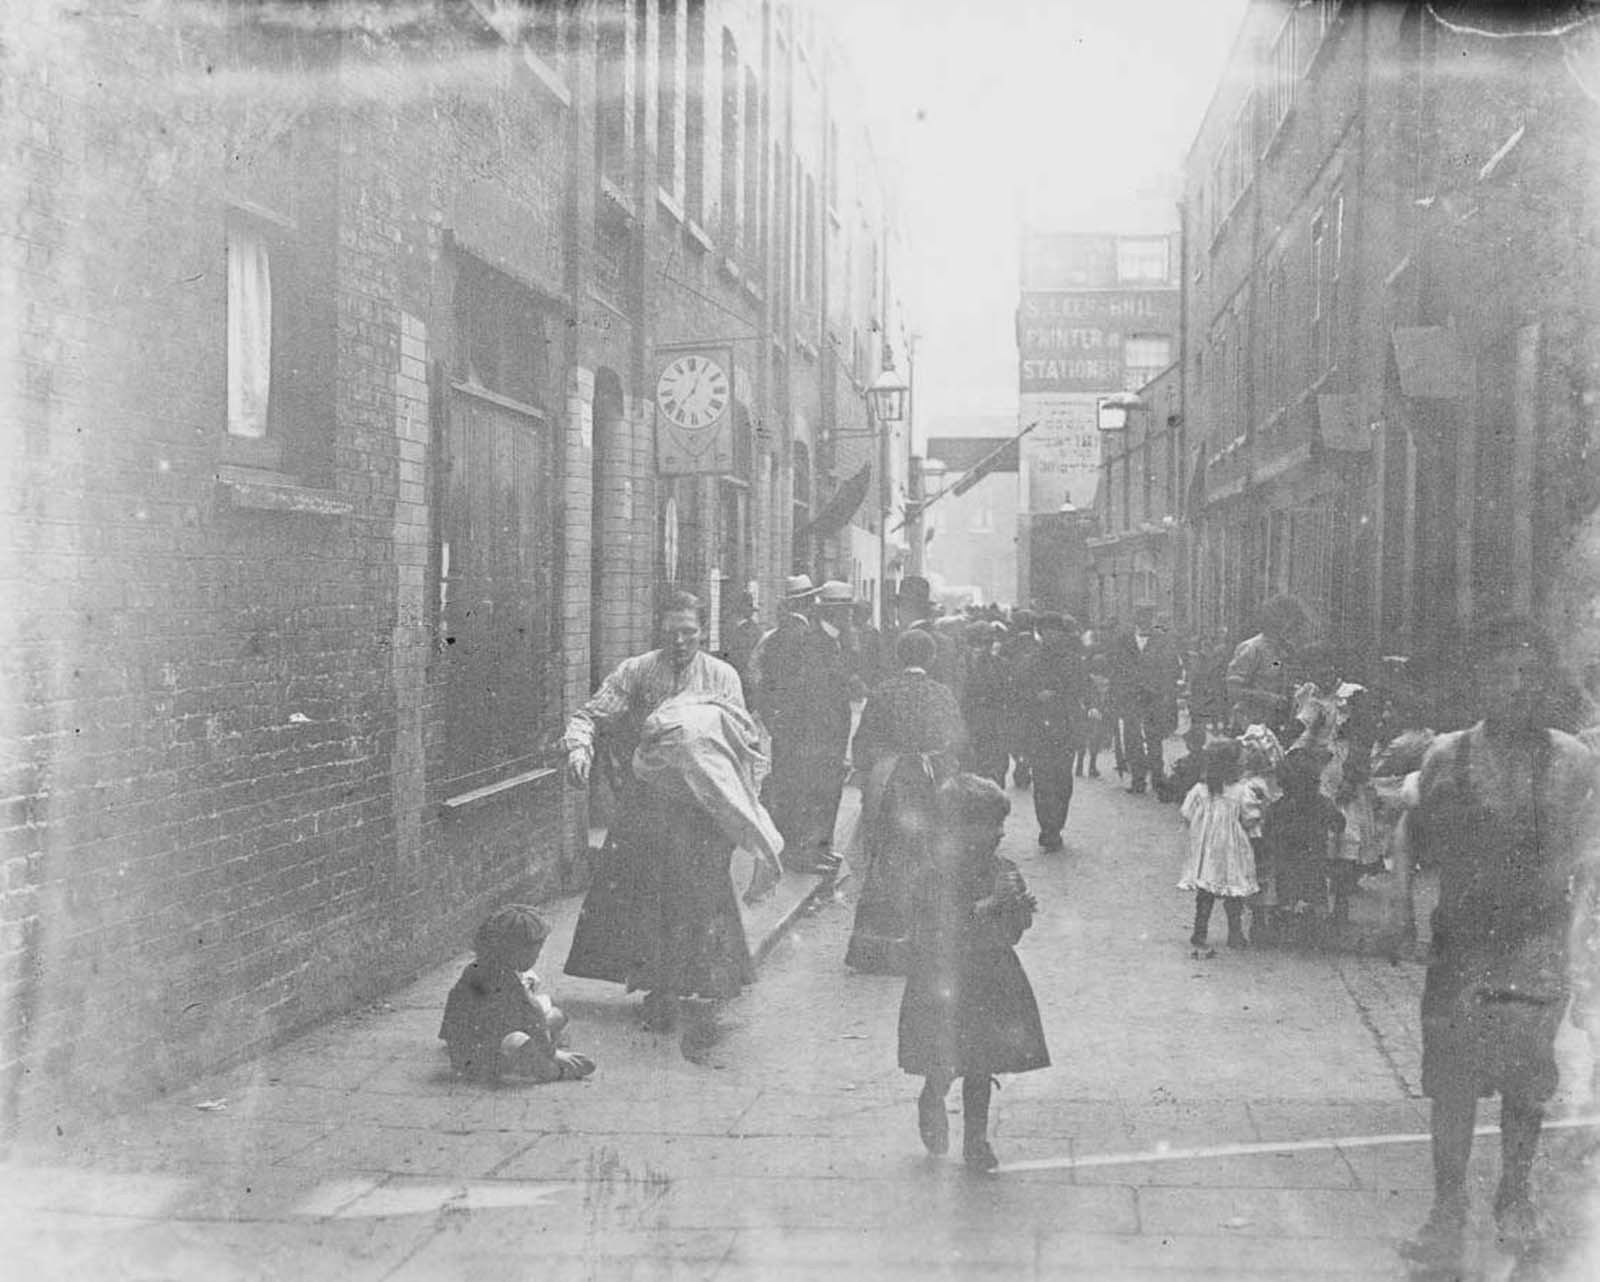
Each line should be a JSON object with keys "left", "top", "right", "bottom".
{"left": 741, "top": 276, "right": 764, "bottom": 305}
{"left": 718, "top": 256, "right": 744, "bottom": 284}
{"left": 657, "top": 187, "right": 686, "bottom": 224}
{"left": 216, "top": 464, "right": 352, "bottom": 516}
{"left": 1261, "top": 105, "right": 1296, "bottom": 163}
{"left": 440, "top": 766, "right": 558, "bottom": 813}
{"left": 519, "top": 47, "right": 571, "bottom": 107}
{"left": 451, "top": 379, "right": 548, "bottom": 421}
{"left": 599, "top": 177, "right": 636, "bottom": 218}
{"left": 684, "top": 217, "right": 715, "bottom": 254}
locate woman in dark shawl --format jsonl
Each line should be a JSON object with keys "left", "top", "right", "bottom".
{"left": 844, "top": 628, "right": 968, "bottom": 974}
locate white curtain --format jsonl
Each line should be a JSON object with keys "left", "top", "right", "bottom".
{"left": 227, "top": 224, "right": 272, "bottom": 438}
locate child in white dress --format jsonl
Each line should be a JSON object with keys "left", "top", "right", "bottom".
{"left": 1179, "top": 739, "right": 1262, "bottom": 955}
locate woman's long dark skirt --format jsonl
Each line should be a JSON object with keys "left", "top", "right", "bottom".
{"left": 564, "top": 787, "right": 754, "bottom": 1001}
{"left": 845, "top": 758, "right": 942, "bottom": 975}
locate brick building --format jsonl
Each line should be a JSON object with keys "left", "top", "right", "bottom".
{"left": 1183, "top": 0, "right": 1600, "bottom": 694}
{"left": 1089, "top": 360, "right": 1187, "bottom": 631}
{"left": 0, "top": 0, "right": 908, "bottom": 1122}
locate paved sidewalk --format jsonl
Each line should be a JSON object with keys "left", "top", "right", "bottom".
{"left": 0, "top": 805, "right": 842, "bottom": 1282}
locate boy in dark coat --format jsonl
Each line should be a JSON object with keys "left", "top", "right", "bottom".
{"left": 1260, "top": 748, "right": 1345, "bottom": 945}
{"left": 440, "top": 905, "right": 596, "bottom": 1083}
{"left": 898, "top": 775, "right": 1049, "bottom": 1171}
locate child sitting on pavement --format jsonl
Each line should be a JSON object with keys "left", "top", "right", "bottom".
{"left": 440, "top": 904, "right": 596, "bottom": 1084}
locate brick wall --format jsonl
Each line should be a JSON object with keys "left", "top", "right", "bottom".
{"left": 0, "top": 2, "right": 575, "bottom": 1127}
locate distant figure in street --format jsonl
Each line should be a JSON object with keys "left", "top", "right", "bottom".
{"left": 848, "top": 599, "right": 889, "bottom": 699}
{"left": 1000, "top": 609, "right": 1040, "bottom": 789}
{"left": 1260, "top": 748, "right": 1345, "bottom": 947}
{"left": 893, "top": 575, "right": 963, "bottom": 701}
{"left": 561, "top": 591, "right": 769, "bottom": 1033}
{"left": 1017, "top": 612, "right": 1089, "bottom": 852}
{"left": 845, "top": 629, "right": 968, "bottom": 974}
{"left": 1400, "top": 618, "right": 1600, "bottom": 1268}
{"left": 961, "top": 621, "right": 1010, "bottom": 789}
{"left": 1074, "top": 654, "right": 1112, "bottom": 780}
{"left": 1157, "top": 724, "right": 1210, "bottom": 804}
{"left": 1110, "top": 604, "right": 1183, "bottom": 796}
{"left": 719, "top": 589, "right": 764, "bottom": 701}
{"left": 751, "top": 576, "right": 855, "bottom": 876}
{"left": 440, "top": 905, "right": 596, "bottom": 1083}
{"left": 1178, "top": 739, "right": 1261, "bottom": 955}
{"left": 898, "top": 774, "right": 1049, "bottom": 1171}
{"left": 1226, "top": 596, "right": 1307, "bottom": 736}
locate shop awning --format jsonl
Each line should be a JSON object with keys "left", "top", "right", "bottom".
{"left": 796, "top": 462, "right": 873, "bottom": 542}
{"left": 1392, "top": 327, "right": 1472, "bottom": 399}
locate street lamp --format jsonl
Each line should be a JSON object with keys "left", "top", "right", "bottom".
{"left": 1097, "top": 391, "right": 1145, "bottom": 432}
{"left": 867, "top": 362, "right": 909, "bottom": 425}
{"left": 865, "top": 357, "right": 910, "bottom": 625}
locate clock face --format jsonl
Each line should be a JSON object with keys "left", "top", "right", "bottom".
{"left": 655, "top": 355, "right": 730, "bottom": 431}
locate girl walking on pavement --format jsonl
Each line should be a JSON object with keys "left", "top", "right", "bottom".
{"left": 1178, "top": 739, "right": 1262, "bottom": 955}
{"left": 898, "top": 774, "right": 1050, "bottom": 1171}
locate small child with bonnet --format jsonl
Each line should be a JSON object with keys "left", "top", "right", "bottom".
{"left": 440, "top": 904, "right": 596, "bottom": 1083}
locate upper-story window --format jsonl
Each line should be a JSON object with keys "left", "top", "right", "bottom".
{"left": 1267, "top": 12, "right": 1297, "bottom": 136}
{"left": 1116, "top": 237, "right": 1169, "bottom": 284}
{"left": 744, "top": 69, "right": 763, "bottom": 269}
{"left": 596, "top": 3, "right": 631, "bottom": 186}
{"left": 1309, "top": 211, "right": 1327, "bottom": 377}
{"left": 684, "top": 0, "right": 706, "bottom": 222}
{"left": 454, "top": 255, "right": 552, "bottom": 413}
{"left": 720, "top": 30, "right": 741, "bottom": 249}
{"left": 1123, "top": 335, "right": 1172, "bottom": 392}
{"left": 658, "top": 0, "right": 679, "bottom": 196}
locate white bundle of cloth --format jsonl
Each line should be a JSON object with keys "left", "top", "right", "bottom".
{"left": 632, "top": 694, "right": 785, "bottom": 869}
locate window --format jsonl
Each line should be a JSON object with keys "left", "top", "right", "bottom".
{"left": 453, "top": 255, "right": 552, "bottom": 412}
{"left": 720, "top": 30, "right": 740, "bottom": 248}
{"left": 1265, "top": 257, "right": 1287, "bottom": 411}
{"left": 1309, "top": 211, "right": 1326, "bottom": 377}
{"left": 1267, "top": 13, "right": 1297, "bottom": 135}
{"left": 1116, "top": 237, "right": 1169, "bottom": 284}
{"left": 826, "top": 120, "right": 839, "bottom": 212}
{"left": 1316, "top": 0, "right": 1342, "bottom": 40}
{"left": 1123, "top": 334, "right": 1172, "bottom": 391}
{"left": 1324, "top": 189, "right": 1343, "bottom": 372}
{"left": 223, "top": 203, "right": 332, "bottom": 474}
{"left": 597, "top": 4, "right": 630, "bottom": 185}
{"left": 803, "top": 168, "right": 817, "bottom": 304}
{"left": 684, "top": 0, "right": 706, "bottom": 221}
{"left": 226, "top": 218, "right": 274, "bottom": 441}
{"left": 743, "top": 69, "right": 761, "bottom": 265}
{"left": 657, "top": 0, "right": 678, "bottom": 195}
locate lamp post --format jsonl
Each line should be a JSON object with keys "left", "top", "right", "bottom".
{"left": 866, "top": 356, "right": 909, "bottom": 624}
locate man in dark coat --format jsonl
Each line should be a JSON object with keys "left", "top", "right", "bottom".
{"left": 893, "top": 575, "right": 963, "bottom": 701}
{"left": 751, "top": 575, "right": 854, "bottom": 875}
{"left": 1110, "top": 603, "right": 1183, "bottom": 795}
{"left": 1017, "top": 612, "right": 1089, "bottom": 851}
{"left": 1000, "top": 609, "right": 1040, "bottom": 788}
{"left": 960, "top": 621, "right": 1010, "bottom": 789}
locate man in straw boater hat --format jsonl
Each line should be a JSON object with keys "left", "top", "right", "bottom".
{"left": 748, "top": 575, "right": 855, "bottom": 877}
{"left": 1400, "top": 615, "right": 1600, "bottom": 1268}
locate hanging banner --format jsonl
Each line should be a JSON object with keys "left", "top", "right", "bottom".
{"left": 654, "top": 344, "right": 736, "bottom": 474}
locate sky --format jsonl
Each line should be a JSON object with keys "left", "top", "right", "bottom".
{"left": 818, "top": 0, "right": 1251, "bottom": 432}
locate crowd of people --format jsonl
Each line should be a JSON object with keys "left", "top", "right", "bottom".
{"left": 438, "top": 575, "right": 1600, "bottom": 1259}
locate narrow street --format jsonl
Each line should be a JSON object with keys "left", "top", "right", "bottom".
{"left": 5, "top": 766, "right": 1595, "bottom": 1280}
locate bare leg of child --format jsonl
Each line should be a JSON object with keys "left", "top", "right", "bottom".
{"left": 1191, "top": 891, "right": 1216, "bottom": 952}
{"left": 1223, "top": 898, "right": 1247, "bottom": 948}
